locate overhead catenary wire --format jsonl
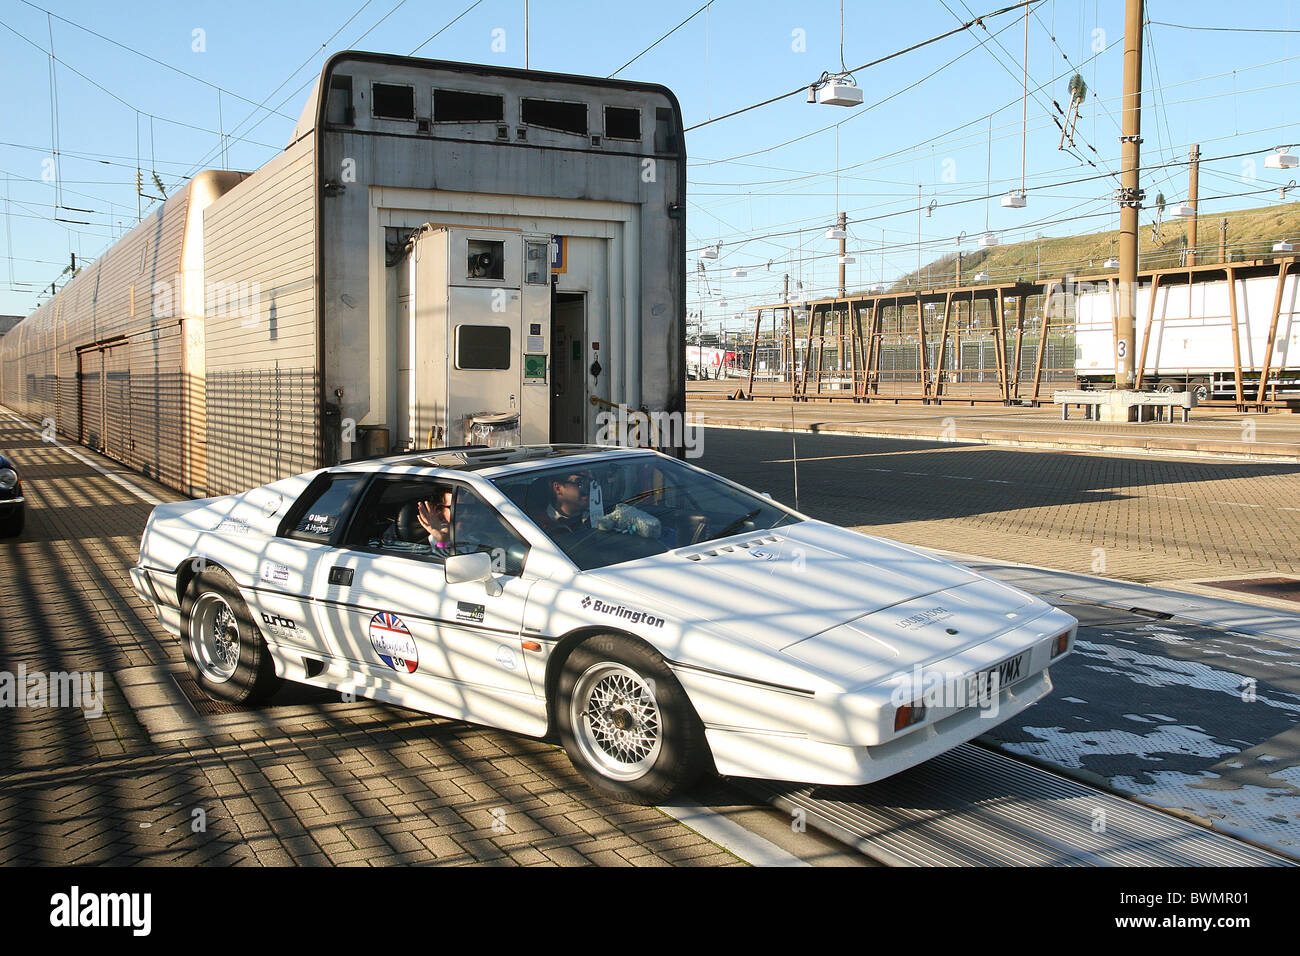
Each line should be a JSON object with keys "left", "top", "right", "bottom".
{"left": 16, "top": 0, "right": 298, "bottom": 121}
{"left": 609, "top": 0, "right": 712, "bottom": 78}
{"left": 683, "top": 0, "right": 1041, "bottom": 132}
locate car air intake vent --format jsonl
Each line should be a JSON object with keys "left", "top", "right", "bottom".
{"left": 683, "top": 535, "right": 782, "bottom": 560}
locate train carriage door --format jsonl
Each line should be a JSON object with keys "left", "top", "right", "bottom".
{"left": 549, "top": 235, "right": 610, "bottom": 445}
{"left": 551, "top": 293, "right": 587, "bottom": 443}
{"left": 102, "top": 342, "right": 130, "bottom": 463}
{"left": 78, "top": 347, "right": 103, "bottom": 452}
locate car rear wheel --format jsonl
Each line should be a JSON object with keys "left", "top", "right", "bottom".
{"left": 556, "top": 634, "right": 709, "bottom": 804}
{"left": 182, "top": 567, "right": 280, "bottom": 704}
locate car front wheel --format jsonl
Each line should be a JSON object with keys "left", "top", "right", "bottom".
{"left": 556, "top": 634, "right": 709, "bottom": 804}
{"left": 182, "top": 567, "right": 280, "bottom": 704}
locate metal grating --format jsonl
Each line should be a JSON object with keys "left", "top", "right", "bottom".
{"left": 170, "top": 673, "right": 246, "bottom": 717}
{"left": 737, "top": 743, "right": 1293, "bottom": 867}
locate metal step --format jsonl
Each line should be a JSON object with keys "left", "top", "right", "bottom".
{"left": 737, "top": 743, "right": 1294, "bottom": 866}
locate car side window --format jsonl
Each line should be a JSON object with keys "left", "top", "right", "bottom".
{"left": 343, "top": 478, "right": 454, "bottom": 560}
{"left": 284, "top": 474, "right": 367, "bottom": 543}
{"left": 451, "top": 486, "right": 529, "bottom": 576}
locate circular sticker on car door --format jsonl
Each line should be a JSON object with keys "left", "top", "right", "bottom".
{"left": 369, "top": 611, "right": 418, "bottom": 673}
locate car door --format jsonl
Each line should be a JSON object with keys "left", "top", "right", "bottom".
{"left": 314, "top": 475, "right": 540, "bottom": 727}
{"left": 242, "top": 471, "right": 368, "bottom": 659}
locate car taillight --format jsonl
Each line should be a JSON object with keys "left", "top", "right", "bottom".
{"left": 894, "top": 701, "right": 926, "bottom": 732}
{"left": 1051, "top": 631, "right": 1071, "bottom": 658}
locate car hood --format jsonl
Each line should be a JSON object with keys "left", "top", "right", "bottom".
{"left": 583, "top": 520, "right": 991, "bottom": 652}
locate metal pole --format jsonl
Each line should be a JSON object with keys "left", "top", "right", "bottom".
{"left": 838, "top": 211, "right": 847, "bottom": 298}
{"left": 1227, "top": 266, "right": 1244, "bottom": 405}
{"left": 916, "top": 186, "right": 922, "bottom": 283}
{"left": 1187, "top": 145, "right": 1200, "bottom": 266}
{"left": 1257, "top": 259, "right": 1290, "bottom": 404}
{"left": 1135, "top": 273, "right": 1160, "bottom": 389}
{"left": 1115, "top": 0, "right": 1144, "bottom": 389}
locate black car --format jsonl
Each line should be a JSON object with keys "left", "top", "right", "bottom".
{"left": 0, "top": 452, "right": 24, "bottom": 537}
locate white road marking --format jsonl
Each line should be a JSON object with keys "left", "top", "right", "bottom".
{"left": 656, "top": 799, "right": 809, "bottom": 867}
{"left": 4, "top": 411, "right": 165, "bottom": 506}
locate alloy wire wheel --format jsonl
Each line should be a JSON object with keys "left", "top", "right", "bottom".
{"left": 181, "top": 566, "right": 281, "bottom": 704}
{"left": 556, "top": 634, "right": 709, "bottom": 804}
{"left": 190, "top": 592, "right": 241, "bottom": 682}
{"left": 571, "top": 662, "right": 663, "bottom": 780}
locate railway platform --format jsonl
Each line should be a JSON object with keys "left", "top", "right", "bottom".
{"left": 688, "top": 381, "right": 1300, "bottom": 462}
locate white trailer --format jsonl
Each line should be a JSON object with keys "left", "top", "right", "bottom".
{"left": 1073, "top": 261, "right": 1300, "bottom": 401}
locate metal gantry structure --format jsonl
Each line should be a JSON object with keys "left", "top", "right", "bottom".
{"left": 741, "top": 254, "right": 1300, "bottom": 409}
{"left": 744, "top": 277, "right": 1075, "bottom": 406}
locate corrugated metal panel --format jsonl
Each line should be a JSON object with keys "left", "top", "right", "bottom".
{"left": 203, "top": 135, "right": 318, "bottom": 494}
{"left": 78, "top": 349, "right": 103, "bottom": 451}
{"left": 102, "top": 343, "right": 130, "bottom": 462}
{"left": 128, "top": 324, "right": 186, "bottom": 486}
{"left": 58, "top": 348, "right": 78, "bottom": 441}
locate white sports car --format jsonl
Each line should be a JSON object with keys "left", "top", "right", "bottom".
{"left": 130, "top": 444, "right": 1076, "bottom": 804}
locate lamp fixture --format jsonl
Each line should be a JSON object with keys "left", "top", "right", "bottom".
{"left": 1266, "top": 147, "right": 1299, "bottom": 169}
{"left": 807, "top": 71, "right": 863, "bottom": 107}
{"left": 1000, "top": 190, "right": 1027, "bottom": 208}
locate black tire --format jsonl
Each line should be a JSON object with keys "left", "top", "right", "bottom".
{"left": 0, "top": 508, "right": 24, "bottom": 538}
{"left": 181, "top": 566, "right": 280, "bottom": 704}
{"left": 1192, "top": 381, "right": 1210, "bottom": 403}
{"left": 556, "top": 633, "right": 709, "bottom": 805}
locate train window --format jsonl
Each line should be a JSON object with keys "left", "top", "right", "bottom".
{"left": 435, "top": 88, "right": 504, "bottom": 123}
{"left": 456, "top": 326, "right": 511, "bottom": 370}
{"left": 466, "top": 239, "right": 504, "bottom": 280}
{"left": 521, "top": 98, "right": 587, "bottom": 135}
{"left": 372, "top": 83, "right": 415, "bottom": 120}
{"left": 604, "top": 106, "right": 641, "bottom": 141}
{"left": 327, "top": 74, "right": 355, "bottom": 125}
{"left": 654, "top": 106, "right": 677, "bottom": 153}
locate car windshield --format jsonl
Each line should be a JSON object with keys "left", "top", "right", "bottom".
{"left": 492, "top": 455, "right": 801, "bottom": 570}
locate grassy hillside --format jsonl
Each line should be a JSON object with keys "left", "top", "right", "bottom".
{"left": 884, "top": 201, "right": 1300, "bottom": 292}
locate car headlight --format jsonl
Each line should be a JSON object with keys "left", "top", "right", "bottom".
{"left": 0, "top": 469, "right": 16, "bottom": 491}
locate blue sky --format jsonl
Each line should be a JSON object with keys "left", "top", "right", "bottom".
{"left": 3, "top": 0, "right": 1299, "bottom": 329}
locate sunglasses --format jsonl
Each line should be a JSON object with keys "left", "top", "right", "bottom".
{"left": 559, "top": 477, "right": 590, "bottom": 492}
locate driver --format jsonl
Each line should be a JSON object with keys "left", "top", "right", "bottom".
{"left": 536, "top": 471, "right": 592, "bottom": 536}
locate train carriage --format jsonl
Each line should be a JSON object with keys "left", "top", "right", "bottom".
{"left": 0, "top": 53, "right": 687, "bottom": 497}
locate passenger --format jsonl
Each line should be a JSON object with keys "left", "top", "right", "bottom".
{"left": 415, "top": 488, "right": 454, "bottom": 553}
{"left": 535, "top": 472, "right": 593, "bottom": 536}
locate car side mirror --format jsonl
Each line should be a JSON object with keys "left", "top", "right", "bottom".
{"left": 445, "top": 552, "right": 502, "bottom": 595}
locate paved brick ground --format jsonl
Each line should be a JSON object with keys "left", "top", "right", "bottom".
{"left": 696, "top": 427, "right": 1300, "bottom": 586}
{"left": 0, "top": 415, "right": 743, "bottom": 866}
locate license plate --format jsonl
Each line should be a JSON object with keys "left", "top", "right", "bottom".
{"left": 970, "top": 651, "right": 1029, "bottom": 700}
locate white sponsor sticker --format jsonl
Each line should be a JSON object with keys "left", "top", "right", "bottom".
{"left": 259, "top": 561, "right": 291, "bottom": 585}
